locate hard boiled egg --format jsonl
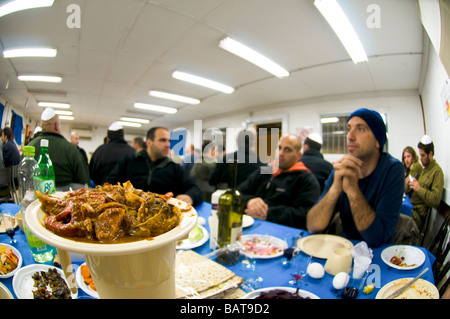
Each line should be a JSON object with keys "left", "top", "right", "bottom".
{"left": 307, "top": 262, "right": 325, "bottom": 279}
{"left": 332, "top": 272, "right": 350, "bottom": 290}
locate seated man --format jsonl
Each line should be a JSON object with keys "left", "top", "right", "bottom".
{"left": 307, "top": 108, "right": 404, "bottom": 247}
{"left": 238, "top": 134, "right": 321, "bottom": 229}
{"left": 106, "top": 126, "right": 203, "bottom": 206}
{"left": 300, "top": 132, "right": 333, "bottom": 192}
{"left": 406, "top": 135, "right": 444, "bottom": 230}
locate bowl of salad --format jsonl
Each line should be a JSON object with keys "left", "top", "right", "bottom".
{"left": 0, "top": 243, "right": 22, "bottom": 278}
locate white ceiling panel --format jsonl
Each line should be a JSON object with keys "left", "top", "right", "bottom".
{"left": 0, "top": 0, "right": 424, "bottom": 133}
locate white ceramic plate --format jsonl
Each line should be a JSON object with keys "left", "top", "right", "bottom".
{"left": 176, "top": 224, "right": 209, "bottom": 250}
{"left": 75, "top": 263, "right": 99, "bottom": 299}
{"left": 297, "top": 234, "right": 354, "bottom": 259}
{"left": 0, "top": 282, "right": 13, "bottom": 299}
{"left": 0, "top": 243, "right": 23, "bottom": 279}
{"left": 242, "top": 286, "right": 320, "bottom": 299}
{"left": 240, "top": 234, "right": 287, "bottom": 259}
{"left": 380, "top": 245, "right": 425, "bottom": 270}
{"left": 12, "top": 264, "right": 78, "bottom": 299}
{"left": 376, "top": 278, "right": 439, "bottom": 299}
{"left": 242, "top": 215, "right": 254, "bottom": 228}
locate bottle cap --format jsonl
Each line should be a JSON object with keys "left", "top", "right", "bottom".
{"left": 23, "top": 146, "right": 35, "bottom": 156}
{"left": 40, "top": 139, "right": 49, "bottom": 147}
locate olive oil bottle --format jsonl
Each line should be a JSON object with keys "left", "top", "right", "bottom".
{"left": 216, "top": 162, "right": 243, "bottom": 265}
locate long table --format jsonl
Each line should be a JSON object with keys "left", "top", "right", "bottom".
{"left": 0, "top": 202, "right": 436, "bottom": 299}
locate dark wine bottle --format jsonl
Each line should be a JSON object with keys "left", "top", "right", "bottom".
{"left": 216, "top": 162, "right": 243, "bottom": 265}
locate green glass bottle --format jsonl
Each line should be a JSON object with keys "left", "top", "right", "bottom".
{"left": 216, "top": 162, "right": 243, "bottom": 265}
{"left": 33, "top": 139, "right": 56, "bottom": 195}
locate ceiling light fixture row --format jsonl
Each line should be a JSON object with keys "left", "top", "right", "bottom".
{"left": 1, "top": 0, "right": 368, "bottom": 124}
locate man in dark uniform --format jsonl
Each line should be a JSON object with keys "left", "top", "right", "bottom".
{"left": 89, "top": 122, "right": 135, "bottom": 186}
{"left": 106, "top": 126, "right": 202, "bottom": 206}
{"left": 300, "top": 133, "right": 333, "bottom": 192}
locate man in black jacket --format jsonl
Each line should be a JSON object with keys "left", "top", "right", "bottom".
{"left": 89, "top": 122, "right": 135, "bottom": 186}
{"left": 209, "top": 128, "right": 265, "bottom": 189}
{"left": 238, "top": 134, "right": 321, "bottom": 229}
{"left": 300, "top": 133, "right": 333, "bottom": 192}
{"left": 106, "top": 127, "right": 202, "bottom": 206}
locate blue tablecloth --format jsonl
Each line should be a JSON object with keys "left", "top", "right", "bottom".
{"left": 402, "top": 194, "right": 413, "bottom": 216}
{"left": 192, "top": 202, "right": 436, "bottom": 299}
{"left": 1, "top": 202, "right": 436, "bottom": 299}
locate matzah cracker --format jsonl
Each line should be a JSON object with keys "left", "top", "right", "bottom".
{"left": 175, "top": 250, "right": 242, "bottom": 299}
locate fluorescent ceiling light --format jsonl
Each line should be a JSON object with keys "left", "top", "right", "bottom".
{"left": 38, "top": 102, "right": 70, "bottom": 109}
{"left": 0, "top": 0, "right": 54, "bottom": 18}
{"left": 120, "top": 117, "right": 150, "bottom": 124}
{"left": 59, "top": 116, "right": 74, "bottom": 121}
{"left": 172, "top": 71, "right": 234, "bottom": 94}
{"left": 3, "top": 48, "right": 57, "bottom": 58}
{"left": 219, "top": 37, "right": 289, "bottom": 78}
{"left": 117, "top": 121, "right": 142, "bottom": 128}
{"left": 54, "top": 110, "right": 72, "bottom": 115}
{"left": 18, "top": 74, "right": 62, "bottom": 83}
{"left": 149, "top": 90, "right": 200, "bottom": 105}
{"left": 134, "top": 103, "right": 177, "bottom": 114}
{"left": 320, "top": 117, "right": 339, "bottom": 124}
{"left": 314, "top": 0, "right": 368, "bottom": 64}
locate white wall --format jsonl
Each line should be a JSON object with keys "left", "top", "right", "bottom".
{"left": 173, "top": 90, "right": 425, "bottom": 165}
{"left": 419, "top": 38, "right": 450, "bottom": 204}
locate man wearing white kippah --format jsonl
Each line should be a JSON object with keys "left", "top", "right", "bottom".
{"left": 406, "top": 135, "right": 444, "bottom": 230}
{"left": 28, "top": 108, "right": 90, "bottom": 190}
{"left": 89, "top": 122, "right": 135, "bottom": 186}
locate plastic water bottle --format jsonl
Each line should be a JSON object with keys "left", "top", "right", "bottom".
{"left": 33, "top": 139, "right": 56, "bottom": 195}
{"left": 19, "top": 146, "right": 54, "bottom": 263}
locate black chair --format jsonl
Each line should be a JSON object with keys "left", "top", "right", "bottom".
{"left": 0, "top": 166, "right": 19, "bottom": 204}
{"left": 0, "top": 167, "right": 12, "bottom": 203}
{"left": 420, "top": 207, "right": 433, "bottom": 246}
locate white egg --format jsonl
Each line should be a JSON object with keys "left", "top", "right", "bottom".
{"left": 307, "top": 262, "right": 325, "bottom": 279}
{"left": 332, "top": 272, "right": 350, "bottom": 290}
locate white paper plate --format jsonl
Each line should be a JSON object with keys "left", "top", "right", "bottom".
{"left": 240, "top": 234, "right": 287, "bottom": 259}
{"left": 376, "top": 278, "right": 439, "bottom": 299}
{"left": 242, "top": 215, "right": 254, "bottom": 228}
{"left": 0, "top": 282, "right": 14, "bottom": 299}
{"left": 12, "top": 264, "right": 78, "bottom": 299}
{"left": 0, "top": 243, "right": 23, "bottom": 279}
{"left": 380, "top": 245, "right": 425, "bottom": 270}
{"left": 75, "top": 263, "right": 99, "bottom": 299}
{"left": 242, "top": 286, "right": 320, "bottom": 299}
{"left": 176, "top": 224, "right": 209, "bottom": 250}
{"left": 297, "top": 234, "right": 354, "bottom": 259}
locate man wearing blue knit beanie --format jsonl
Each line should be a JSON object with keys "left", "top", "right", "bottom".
{"left": 307, "top": 108, "right": 404, "bottom": 247}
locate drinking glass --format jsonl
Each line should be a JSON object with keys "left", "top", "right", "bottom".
{"left": 1, "top": 210, "right": 17, "bottom": 244}
{"left": 288, "top": 250, "right": 312, "bottom": 290}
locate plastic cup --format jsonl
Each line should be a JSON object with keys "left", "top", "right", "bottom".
{"left": 352, "top": 256, "right": 371, "bottom": 279}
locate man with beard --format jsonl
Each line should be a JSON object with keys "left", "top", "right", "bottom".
{"left": 406, "top": 135, "right": 444, "bottom": 230}
{"left": 106, "top": 126, "right": 202, "bottom": 206}
{"left": 307, "top": 108, "right": 404, "bottom": 247}
{"left": 238, "top": 134, "right": 321, "bottom": 229}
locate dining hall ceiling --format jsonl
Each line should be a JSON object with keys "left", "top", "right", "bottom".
{"left": 0, "top": 0, "right": 424, "bottom": 133}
